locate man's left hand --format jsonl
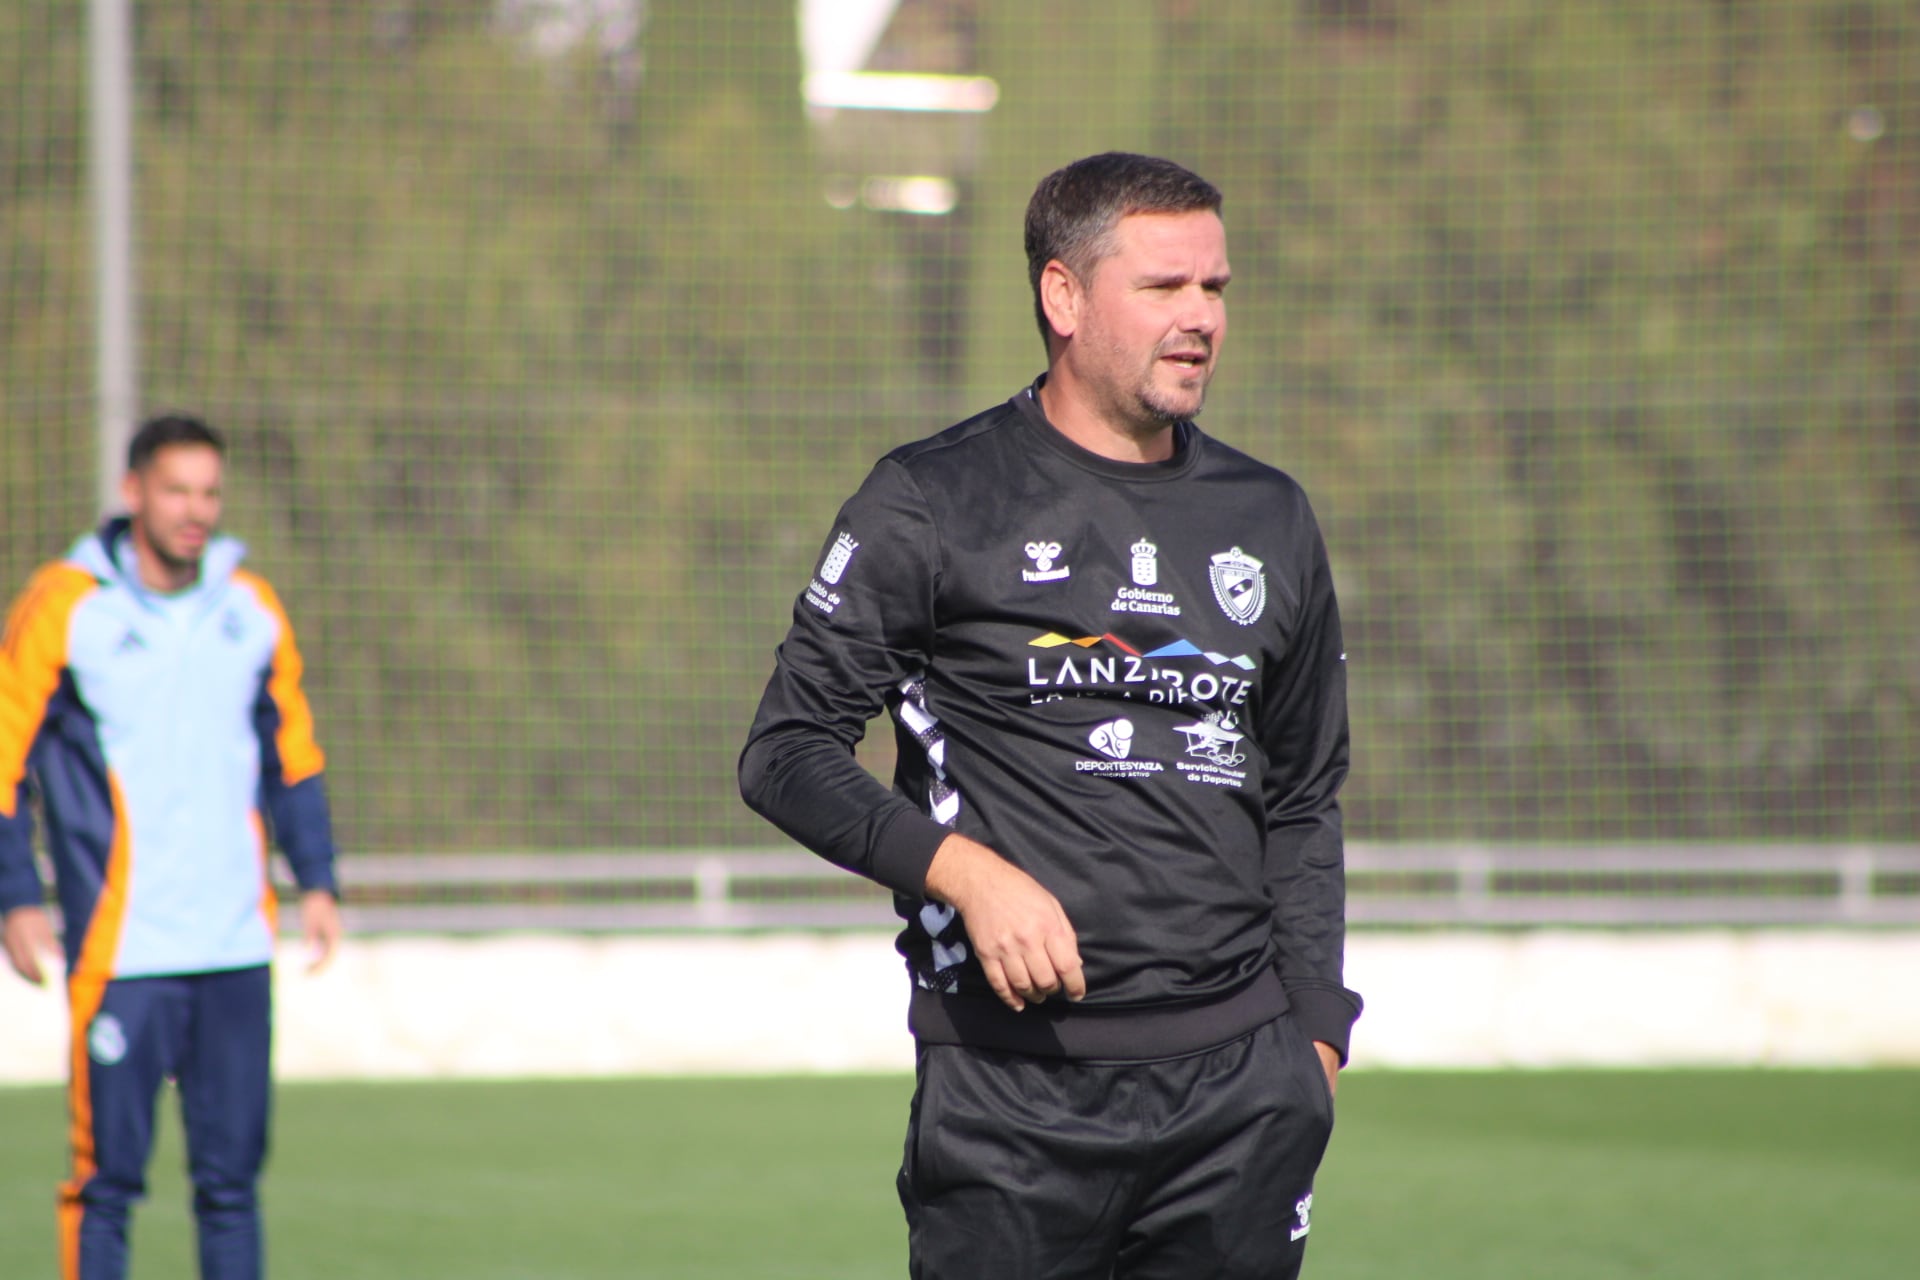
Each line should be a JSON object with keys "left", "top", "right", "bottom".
{"left": 299, "top": 890, "right": 342, "bottom": 973}
{"left": 1313, "top": 1040, "right": 1340, "bottom": 1102}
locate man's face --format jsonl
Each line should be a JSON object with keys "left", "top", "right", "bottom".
{"left": 123, "top": 444, "right": 224, "bottom": 576}
{"left": 1067, "top": 210, "right": 1230, "bottom": 431}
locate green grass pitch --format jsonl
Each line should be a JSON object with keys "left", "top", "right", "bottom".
{"left": 1, "top": 1070, "right": 1915, "bottom": 1278}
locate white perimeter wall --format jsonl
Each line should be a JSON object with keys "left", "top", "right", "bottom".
{"left": 2, "top": 930, "right": 1916, "bottom": 1083}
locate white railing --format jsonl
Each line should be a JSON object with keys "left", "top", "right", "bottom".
{"left": 300, "top": 843, "right": 1920, "bottom": 932}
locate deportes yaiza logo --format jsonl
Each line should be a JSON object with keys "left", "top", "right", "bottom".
{"left": 1209, "top": 547, "right": 1266, "bottom": 625}
{"left": 88, "top": 1013, "right": 128, "bottom": 1066}
{"left": 1077, "top": 716, "right": 1162, "bottom": 777}
{"left": 819, "top": 532, "right": 859, "bottom": 585}
{"left": 1088, "top": 718, "right": 1134, "bottom": 760}
{"left": 1022, "top": 540, "right": 1070, "bottom": 583}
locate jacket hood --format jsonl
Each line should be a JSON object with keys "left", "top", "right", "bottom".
{"left": 68, "top": 516, "right": 248, "bottom": 593}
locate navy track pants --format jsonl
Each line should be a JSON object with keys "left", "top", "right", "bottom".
{"left": 60, "top": 965, "right": 273, "bottom": 1280}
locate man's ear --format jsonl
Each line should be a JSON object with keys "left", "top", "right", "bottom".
{"left": 119, "top": 469, "right": 142, "bottom": 516}
{"left": 1039, "top": 260, "right": 1082, "bottom": 344}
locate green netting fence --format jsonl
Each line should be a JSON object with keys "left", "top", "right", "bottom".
{"left": 3, "top": 2, "right": 1914, "bottom": 914}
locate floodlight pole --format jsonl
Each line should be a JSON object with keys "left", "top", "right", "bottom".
{"left": 91, "top": 0, "right": 138, "bottom": 515}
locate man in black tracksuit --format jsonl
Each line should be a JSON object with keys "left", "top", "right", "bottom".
{"left": 740, "top": 152, "right": 1359, "bottom": 1279}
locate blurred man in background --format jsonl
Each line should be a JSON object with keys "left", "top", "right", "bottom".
{"left": 0, "top": 413, "right": 342, "bottom": 1280}
{"left": 742, "top": 152, "right": 1358, "bottom": 1278}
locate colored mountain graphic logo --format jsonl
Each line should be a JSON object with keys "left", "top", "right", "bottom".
{"left": 1028, "top": 631, "right": 1254, "bottom": 670}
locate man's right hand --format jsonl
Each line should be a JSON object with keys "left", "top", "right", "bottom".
{"left": 923, "top": 833, "right": 1086, "bottom": 1012}
{"left": 2, "top": 905, "right": 59, "bottom": 986}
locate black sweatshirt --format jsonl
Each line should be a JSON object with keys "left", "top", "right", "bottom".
{"left": 739, "top": 382, "right": 1362, "bottom": 1062}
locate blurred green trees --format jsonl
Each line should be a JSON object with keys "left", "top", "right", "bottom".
{"left": 2, "top": 0, "right": 1914, "bottom": 849}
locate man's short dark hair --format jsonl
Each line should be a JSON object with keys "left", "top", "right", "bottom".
{"left": 1024, "top": 152, "right": 1224, "bottom": 345}
{"left": 128, "top": 414, "right": 226, "bottom": 473}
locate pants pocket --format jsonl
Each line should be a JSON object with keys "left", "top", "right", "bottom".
{"left": 1286, "top": 1016, "right": 1336, "bottom": 1129}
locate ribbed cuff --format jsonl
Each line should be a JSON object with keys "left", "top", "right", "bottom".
{"left": 1283, "top": 981, "right": 1364, "bottom": 1065}
{"left": 867, "top": 808, "right": 952, "bottom": 898}
{"left": 287, "top": 857, "right": 340, "bottom": 898}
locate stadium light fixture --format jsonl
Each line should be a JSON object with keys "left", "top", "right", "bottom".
{"left": 802, "top": 71, "right": 1000, "bottom": 115}
{"left": 821, "top": 174, "right": 959, "bottom": 216}
{"left": 857, "top": 175, "right": 959, "bottom": 216}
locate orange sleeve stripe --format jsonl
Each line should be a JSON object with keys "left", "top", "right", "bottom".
{"left": 69, "top": 771, "right": 134, "bottom": 982}
{"left": 233, "top": 570, "right": 327, "bottom": 785}
{"left": 0, "top": 564, "right": 96, "bottom": 817}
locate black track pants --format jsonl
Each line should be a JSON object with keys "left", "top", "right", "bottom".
{"left": 899, "top": 1013, "right": 1336, "bottom": 1280}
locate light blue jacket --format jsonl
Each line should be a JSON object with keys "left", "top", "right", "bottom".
{"left": 0, "top": 520, "right": 337, "bottom": 980}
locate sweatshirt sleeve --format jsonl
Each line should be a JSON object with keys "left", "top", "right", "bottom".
{"left": 0, "top": 565, "right": 94, "bottom": 914}
{"left": 240, "top": 572, "right": 339, "bottom": 897}
{"left": 738, "top": 458, "right": 954, "bottom": 897}
{"left": 1256, "top": 498, "right": 1362, "bottom": 1062}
